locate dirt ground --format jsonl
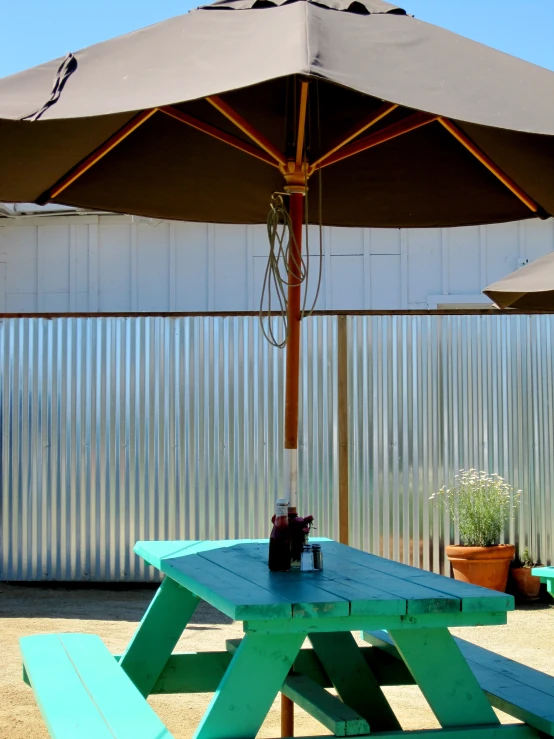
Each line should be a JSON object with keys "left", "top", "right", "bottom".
{"left": 1, "top": 583, "right": 554, "bottom": 739}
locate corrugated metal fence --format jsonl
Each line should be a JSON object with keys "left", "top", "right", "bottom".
{"left": 0, "top": 316, "right": 338, "bottom": 580}
{"left": 348, "top": 314, "right": 554, "bottom": 575}
{"left": 0, "top": 314, "right": 552, "bottom": 580}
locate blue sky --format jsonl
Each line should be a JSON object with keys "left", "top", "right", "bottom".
{"left": 0, "top": 0, "right": 553, "bottom": 78}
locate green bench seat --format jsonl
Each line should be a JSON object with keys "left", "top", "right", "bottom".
{"left": 364, "top": 629, "right": 554, "bottom": 737}
{"left": 21, "top": 633, "right": 174, "bottom": 739}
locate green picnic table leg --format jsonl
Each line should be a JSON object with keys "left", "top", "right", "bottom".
{"left": 308, "top": 632, "right": 401, "bottom": 732}
{"left": 193, "top": 631, "right": 304, "bottom": 739}
{"left": 119, "top": 576, "right": 200, "bottom": 697}
{"left": 388, "top": 628, "right": 499, "bottom": 729}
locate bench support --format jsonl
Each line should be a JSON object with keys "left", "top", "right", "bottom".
{"left": 194, "top": 632, "right": 303, "bottom": 739}
{"left": 389, "top": 628, "right": 499, "bottom": 729}
{"left": 309, "top": 632, "right": 401, "bottom": 731}
{"left": 227, "top": 638, "right": 370, "bottom": 736}
{"left": 119, "top": 576, "right": 200, "bottom": 697}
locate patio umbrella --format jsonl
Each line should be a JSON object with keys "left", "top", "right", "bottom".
{"left": 2, "top": 0, "right": 554, "bottom": 519}
{"left": 484, "top": 252, "right": 554, "bottom": 309}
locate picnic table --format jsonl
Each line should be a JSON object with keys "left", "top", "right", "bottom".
{"left": 22, "top": 539, "right": 553, "bottom": 739}
{"left": 533, "top": 566, "right": 554, "bottom": 597}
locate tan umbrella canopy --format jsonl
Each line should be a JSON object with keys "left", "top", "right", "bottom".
{"left": 2, "top": 0, "right": 554, "bottom": 226}
{"left": 484, "top": 252, "right": 554, "bottom": 309}
{"left": 2, "top": 0, "right": 554, "bottom": 522}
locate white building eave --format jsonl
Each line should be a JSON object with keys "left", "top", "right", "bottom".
{"left": 0, "top": 202, "right": 100, "bottom": 218}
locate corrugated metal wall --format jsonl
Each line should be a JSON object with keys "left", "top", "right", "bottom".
{"left": 0, "top": 316, "right": 338, "bottom": 580}
{"left": 349, "top": 314, "right": 554, "bottom": 573}
{"left": 0, "top": 314, "right": 552, "bottom": 580}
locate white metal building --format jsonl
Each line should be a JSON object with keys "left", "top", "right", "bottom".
{"left": 1, "top": 204, "right": 553, "bottom": 313}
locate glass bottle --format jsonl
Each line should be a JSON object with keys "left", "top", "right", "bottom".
{"left": 268, "top": 498, "right": 291, "bottom": 571}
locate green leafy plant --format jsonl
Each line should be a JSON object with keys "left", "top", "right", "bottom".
{"left": 430, "top": 469, "right": 520, "bottom": 547}
{"left": 513, "top": 547, "right": 539, "bottom": 568}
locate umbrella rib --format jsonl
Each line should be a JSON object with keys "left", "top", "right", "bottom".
{"left": 438, "top": 118, "right": 539, "bottom": 213}
{"left": 206, "top": 95, "right": 288, "bottom": 168}
{"left": 311, "top": 101, "right": 398, "bottom": 170}
{"left": 160, "top": 106, "right": 279, "bottom": 168}
{"left": 49, "top": 108, "right": 158, "bottom": 199}
{"left": 295, "top": 81, "right": 310, "bottom": 169}
{"left": 312, "top": 111, "right": 438, "bottom": 171}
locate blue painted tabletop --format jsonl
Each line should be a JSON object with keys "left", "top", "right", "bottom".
{"left": 533, "top": 566, "right": 554, "bottom": 579}
{"left": 135, "top": 539, "right": 514, "bottom": 622}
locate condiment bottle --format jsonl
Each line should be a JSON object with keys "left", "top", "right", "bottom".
{"left": 268, "top": 498, "right": 291, "bottom": 571}
{"left": 312, "top": 543, "right": 323, "bottom": 570}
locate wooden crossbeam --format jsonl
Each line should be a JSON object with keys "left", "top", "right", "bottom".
{"left": 50, "top": 108, "right": 158, "bottom": 199}
{"left": 160, "top": 106, "right": 279, "bottom": 168}
{"left": 311, "top": 101, "right": 398, "bottom": 170}
{"left": 295, "top": 81, "right": 310, "bottom": 168}
{"left": 109, "top": 645, "right": 415, "bottom": 694}
{"left": 207, "top": 95, "right": 287, "bottom": 167}
{"left": 438, "top": 118, "right": 539, "bottom": 213}
{"left": 313, "top": 111, "right": 438, "bottom": 170}
{"left": 226, "top": 639, "right": 369, "bottom": 737}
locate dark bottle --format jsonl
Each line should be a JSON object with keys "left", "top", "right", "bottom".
{"left": 268, "top": 498, "right": 291, "bottom": 571}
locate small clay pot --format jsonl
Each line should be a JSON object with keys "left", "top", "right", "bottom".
{"left": 511, "top": 566, "right": 542, "bottom": 601}
{"left": 446, "top": 544, "right": 515, "bottom": 592}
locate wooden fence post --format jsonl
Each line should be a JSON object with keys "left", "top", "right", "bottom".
{"left": 338, "top": 315, "right": 349, "bottom": 545}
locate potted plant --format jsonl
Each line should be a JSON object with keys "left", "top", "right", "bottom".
{"left": 430, "top": 469, "right": 520, "bottom": 592}
{"left": 510, "top": 548, "right": 542, "bottom": 601}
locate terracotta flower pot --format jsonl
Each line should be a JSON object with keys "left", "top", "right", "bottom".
{"left": 446, "top": 544, "right": 515, "bottom": 592}
{"left": 511, "top": 566, "right": 542, "bottom": 601}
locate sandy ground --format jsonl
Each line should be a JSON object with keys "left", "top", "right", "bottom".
{"left": 1, "top": 583, "right": 554, "bottom": 739}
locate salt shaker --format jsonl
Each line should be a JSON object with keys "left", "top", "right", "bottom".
{"left": 300, "top": 544, "right": 314, "bottom": 571}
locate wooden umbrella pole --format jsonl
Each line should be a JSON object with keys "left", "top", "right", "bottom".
{"left": 281, "top": 694, "right": 295, "bottom": 738}
{"left": 284, "top": 190, "right": 304, "bottom": 515}
{"left": 282, "top": 193, "right": 301, "bottom": 730}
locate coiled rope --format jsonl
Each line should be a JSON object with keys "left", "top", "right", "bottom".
{"left": 259, "top": 172, "right": 323, "bottom": 348}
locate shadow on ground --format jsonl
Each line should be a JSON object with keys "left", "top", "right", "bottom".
{"left": 0, "top": 582, "right": 232, "bottom": 625}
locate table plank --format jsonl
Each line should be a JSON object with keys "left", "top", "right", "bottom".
{"left": 137, "top": 542, "right": 293, "bottom": 620}
{"left": 324, "top": 542, "right": 513, "bottom": 612}
{"left": 455, "top": 639, "right": 554, "bottom": 701}
{"left": 321, "top": 551, "right": 460, "bottom": 614}
{"left": 232, "top": 542, "right": 407, "bottom": 615}
{"left": 135, "top": 540, "right": 511, "bottom": 623}
{"left": 244, "top": 611, "right": 507, "bottom": 635}
{"left": 198, "top": 544, "right": 349, "bottom": 618}
{"left": 135, "top": 540, "right": 257, "bottom": 569}
{"left": 322, "top": 542, "right": 514, "bottom": 613}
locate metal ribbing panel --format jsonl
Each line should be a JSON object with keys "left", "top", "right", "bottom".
{"left": 0, "top": 316, "right": 338, "bottom": 581}
{"left": 2, "top": 314, "right": 553, "bottom": 580}
{"left": 348, "top": 314, "right": 554, "bottom": 573}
